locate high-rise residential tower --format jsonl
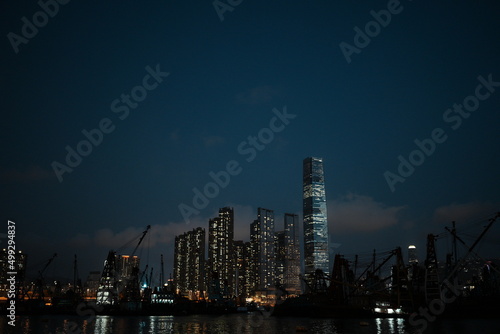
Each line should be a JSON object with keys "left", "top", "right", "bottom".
{"left": 173, "top": 227, "right": 205, "bottom": 299}
{"left": 284, "top": 213, "right": 301, "bottom": 294}
{"left": 208, "top": 207, "right": 235, "bottom": 298}
{"left": 303, "top": 157, "right": 330, "bottom": 282}
{"left": 233, "top": 240, "right": 252, "bottom": 299}
{"left": 250, "top": 208, "right": 276, "bottom": 297}
{"left": 275, "top": 231, "right": 286, "bottom": 287}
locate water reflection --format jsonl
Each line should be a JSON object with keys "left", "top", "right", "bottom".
{"left": 3, "top": 314, "right": 500, "bottom": 334}
{"left": 375, "top": 318, "right": 407, "bottom": 334}
{"left": 147, "top": 316, "right": 174, "bottom": 333}
{"left": 94, "top": 316, "right": 113, "bottom": 333}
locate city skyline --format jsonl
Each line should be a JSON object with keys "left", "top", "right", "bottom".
{"left": 2, "top": 0, "right": 500, "bottom": 285}
{"left": 172, "top": 205, "right": 305, "bottom": 301}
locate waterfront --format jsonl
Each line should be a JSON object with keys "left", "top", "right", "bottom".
{"left": 1, "top": 314, "right": 499, "bottom": 334}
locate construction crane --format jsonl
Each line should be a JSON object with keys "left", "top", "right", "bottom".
{"left": 31, "top": 253, "right": 57, "bottom": 301}
{"left": 442, "top": 212, "right": 500, "bottom": 284}
{"left": 96, "top": 225, "right": 151, "bottom": 307}
{"left": 121, "top": 225, "right": 151, "bottom": 305}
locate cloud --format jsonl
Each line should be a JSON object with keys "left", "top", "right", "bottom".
{"left": 202, "top": 135, "right": 225, "bottom": 148}
{"left": 236, "top": 85, "right": 280, "bottom": 105}
{"left": 1, "top": 165, "right": 53, "bottom": 183}
{"left": 65, "top": 219, "right": 215, "bottom": 277}
{"left": 432, "top": 201, "right": 499, "bottom": 225}
{"left": 328, "top": 193, "right": 406, "bottom": 233}
{"left": 69, "top": 219, "right": 210, "bottom": 252}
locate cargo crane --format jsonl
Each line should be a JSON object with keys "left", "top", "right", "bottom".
{"left": 96, "top": 225, "right": 151, "bottom": 309}
{"left": 120, "top": 225, "right": 150, "bottom": 310}
{"left": 420, "top": 212, "right": 500, "bottom": 303}
{"left": 441, "top": 212, "right": 500, "bottom": 291}
{"left": 30, "top": 253, "right": 57, "bottom": 301}
{"left": 420, "top": 212, "right": 500, "bottom": 317}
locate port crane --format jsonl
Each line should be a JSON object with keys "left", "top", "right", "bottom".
{"left": 96, "top": 225, "right": 151, "bottom": 307}
{"left": 420, "top": 212, "right": 500, "bottom": 304}
{"left": 30, "top": 253, "right": 57, "bottom": 301}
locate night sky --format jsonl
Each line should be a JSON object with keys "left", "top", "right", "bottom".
{"left": 1, "top": 0, "right": 500, "bottom": 282}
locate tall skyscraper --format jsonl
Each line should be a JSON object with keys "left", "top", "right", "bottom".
{"left": 284, "top": 213, "right": 301, "bottom": 294}
{"left": 173, "top": 227, "right": 205, "bottom": 299}
{"left": 408, "top": 245, "right": 418, "bottom": 264}
{"left": 249, "top": 219, "right": 260, "bottom": 294}
{"left": 251, "top": 207, "right": 276, "bottom": 296}
{"left": 173, "top": 234, "right": 187, "bottom": 295}
{"left": 208, "top": 207, "right": 235, "bottom": 297}
{"left": 187, "top": 227, "right": 206, "bottom": 299}
{"left": 233, "top": 240, "right": 251, "bottom": 299}
{"left": 303, "top": 157, "right": 330, "bottom": 282}
{"left": 275, "top": 231, "right": 286, "bottom": 287}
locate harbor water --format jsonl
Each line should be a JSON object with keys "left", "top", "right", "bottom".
{"left": 1, "top": 313, "right": 499, "bottom": 334}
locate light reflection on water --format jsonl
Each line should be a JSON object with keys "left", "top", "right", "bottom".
{"left": 2, "top": 314, "right": 500, "bottom": 334}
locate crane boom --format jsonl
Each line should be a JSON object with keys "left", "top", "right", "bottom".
{"left": 131, "top": 225, "right": 151, "bottom": 257}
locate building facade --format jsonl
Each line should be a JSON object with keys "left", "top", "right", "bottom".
{"left": 275, "top": 231, "right": 286, "bottom": 287}
{"left": 208, "top": 207, "right": 235, "bottom": 298}
{"left": 303, "top": 157, "right": 330, "bottom": 283}
{"left": 284, "top": 213, "right": 301, "bottom": 294}
{"left": 116, "top": 255, "right": 140, "bottom": 284}
{"left": 233, "top": 240, "right": 252, "bottom": 300}
{"left": 173, "top": 227, "right": 205, "bottom": 299}
{"left": 250, "top": 207, "right": 276, "bottom": 301}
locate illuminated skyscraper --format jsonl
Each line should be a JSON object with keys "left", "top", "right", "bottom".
{"left": 408, "top": 245, "right": 418, "bottom": 264}
{"left": 234, "top": 240, "right": 251, "bottom": 299}
{"left": 284, "top": 213, "right": 301, "bottom": 294}
{"left": 173, "top": 227, "right": 205, "bottom": 299}
{"left": 249, "top": 219, "right": 259, "bottom": 294}
{"left": 173, "top": 234, "right": 187, "bottom": 295}
{"left": 251, "top": 208, "right": 275, "bottom": 295}
{"left": 208, "top": 207, "right": 235, "bottom": 297}
{"left": 275, "top": 231, "right": 286, "bottom": 286}
{"left": 303, "top": 157, "right": 329, "bottom": 282}
{"left": 116, "top": 255, "right": 140, "bottom": 282}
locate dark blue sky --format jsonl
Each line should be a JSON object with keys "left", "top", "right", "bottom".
{"left": 1, "top": 0, "right": 500, "bottom": 281}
